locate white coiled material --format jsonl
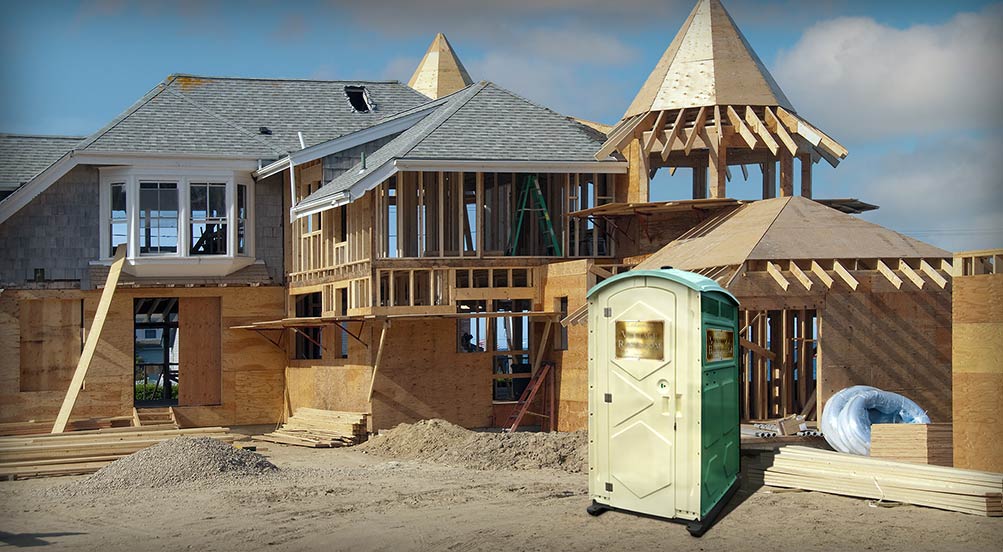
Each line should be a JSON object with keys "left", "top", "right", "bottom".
{"left": 820, "top": 386, "right": 931, "bottom": 455}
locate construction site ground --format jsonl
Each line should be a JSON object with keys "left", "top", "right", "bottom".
{"left": 1, "top": 432, "right": 1000, "bottom": 552}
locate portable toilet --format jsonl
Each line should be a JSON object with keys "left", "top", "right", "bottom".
{"left": 585, "top": 268, "right": 740, "bottom": 537}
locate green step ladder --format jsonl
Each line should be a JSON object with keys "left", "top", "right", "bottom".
{"left": 507, "top": 175, "right": 563, "bottom": 257}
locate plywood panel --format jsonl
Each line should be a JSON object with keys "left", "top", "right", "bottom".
{"left": 19, "top": 298, "right": 81, "bottom": 392}
{"left": 179, "top": 297, "right": 222, "bottom": 406}
{"left": 235, "top": 370, "right": 284, "bottom": 425}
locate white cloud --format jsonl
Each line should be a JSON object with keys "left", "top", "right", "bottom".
{"left": 774, "top": 5, "right": 1003, "bottom": 142}
{"left": 830, "top": 135, "right": 1003, "bottom": 252}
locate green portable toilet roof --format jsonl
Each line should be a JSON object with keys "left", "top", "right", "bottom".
{"left": 587, "top": 268, "right": 738, "bottom": 305}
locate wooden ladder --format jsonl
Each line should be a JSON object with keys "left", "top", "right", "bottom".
{"left": 502, "top": 361, "right": 554, "bottom": 433}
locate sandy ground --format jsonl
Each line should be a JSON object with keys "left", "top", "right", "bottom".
{"left": 1, "top": 443, "right": 1000, "bottom": 552}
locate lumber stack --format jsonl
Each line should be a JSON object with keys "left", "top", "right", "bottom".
{"left": 0, "top": 426, "right": 235, "bottom": 480}
{"left": 0, "top": 416, "right": 134, "bottom": 437}
{"left": 747, "top": 446, "right": 1002, "bottom": 517}
{"left": 254, "top": 408, "right": 368, "bottom": 448}
{"left": 870, "top": 423, "right": 953, "bottom": 466}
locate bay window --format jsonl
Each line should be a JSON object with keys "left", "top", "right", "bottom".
{"left": 99, "top": 167, "right": 254, "bottom": 276}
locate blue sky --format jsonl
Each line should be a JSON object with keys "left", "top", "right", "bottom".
{"left": 1, "top": 0, "right": 1000, "bottom": 251}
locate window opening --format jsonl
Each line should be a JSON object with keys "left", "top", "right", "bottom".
{"left": 190, "top": 182, "right": 228, "bottom": 255}
{"left": 457, "top": 300, "right": 487, "bottom": 353}
{"left": 109, "top": 182, "right": 127, "bottom": 256}
{"left": 345, "top": 86, "right": 375, "bottom": 113}
{"left": 237, "top": 184, "right": 248, "bottom": 254}
{"left": 134, "top": 297, "right": 179, "bottom": 405}
{"left": 294, "top": 293, "right": 323, "bottom": 360}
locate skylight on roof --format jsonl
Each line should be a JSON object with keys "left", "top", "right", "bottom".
{"left": 344, "top": 86, "right": 376, "bottom": 113}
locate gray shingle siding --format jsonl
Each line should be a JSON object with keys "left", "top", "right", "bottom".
{"left": 0, "top": 165, "right": 100, "bottom": 287}
{"left": 254, "top": 173, "right": 285, "bottom": 284}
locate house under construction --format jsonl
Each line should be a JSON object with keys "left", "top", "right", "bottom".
{"left": 0, "top": 1, "right": 958, "bottom": 435}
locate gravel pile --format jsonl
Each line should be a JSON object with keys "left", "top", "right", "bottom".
{"left": 356, "top": 419, "right": 588, "bottom": 473}
{"left": 49, "top": 437, "right": 277, "bottom": 497}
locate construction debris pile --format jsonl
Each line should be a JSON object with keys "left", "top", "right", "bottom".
{"left": 747, "top": 446, "right": 1002, "bottom": 517}
{"left": 255, "top": 409, "right": 368, "bottom": 448}
{"left": 49, "top": 437, "right": 276, "bottom": 497}
{"left": 357, "top": 419, "right": 587, "bottom": 473}
{"left": 0, "top": 426, "right": 236, "bottom": 480}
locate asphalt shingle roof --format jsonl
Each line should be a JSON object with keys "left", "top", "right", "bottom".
{"left": 0, "top": 134, "right": 83, "bottom": 186}
{"left": 78, "top": 74, "right": 430, "bottom": 157}
{"left": 299, "top": 81, "right": 611, "bottom": 210}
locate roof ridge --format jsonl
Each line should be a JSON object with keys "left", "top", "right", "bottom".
{"left": 168, "top": 73, "right": 404, "bottom": 85}
{"left": 75, "top": 76, "right": 178, "bottom": 151}
{"left": 159, "top": 86, "right": 286, "bottom": 156}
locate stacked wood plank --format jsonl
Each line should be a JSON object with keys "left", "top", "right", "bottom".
{"left": 0, "top": 416, "right": 134, "bottom": 437}
{"left": 747, "top": 446, "right": 1002, "bottom": 517}
{"left": 0, "top": 426, "right": 235, "bottom": 480}
{"left": 870, "top": 423, "right": 953, "bottom": 466}
{"left": 254, "top": 409, "right": 368, "bottom": 448}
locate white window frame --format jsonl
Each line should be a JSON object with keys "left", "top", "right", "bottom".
{"left": 99, "top": 166, "right": 255, "bottom": 276}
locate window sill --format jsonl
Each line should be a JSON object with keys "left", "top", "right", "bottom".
{"left": 92, "top": 256, "right": 255, "bottom": 277}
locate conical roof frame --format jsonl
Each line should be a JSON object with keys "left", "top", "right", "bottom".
{"left": 408, "top": 33, "right": 474, "bottom": 100}
{"left": 623, "top": 0, "right": 794, "bottom": 119}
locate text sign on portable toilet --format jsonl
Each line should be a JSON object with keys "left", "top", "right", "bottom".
{"left": 585, "top": 268, "right": 741, "bottom": 537}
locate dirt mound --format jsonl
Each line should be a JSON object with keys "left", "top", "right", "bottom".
{"left": 356, "top": 419, "right": 588, "bottom": 473}
{"left": 50, "top": 436, "right": 276, "bottom": 497}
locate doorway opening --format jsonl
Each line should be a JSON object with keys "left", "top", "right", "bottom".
{"left": 134, "top": 297, "right": 179, "bottom": 406}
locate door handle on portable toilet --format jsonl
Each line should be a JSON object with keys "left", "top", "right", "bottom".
{"left": 657, "top": 379, "right": 671, "bottom": 415}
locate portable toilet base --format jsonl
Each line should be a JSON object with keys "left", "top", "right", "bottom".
{"left": 585, "top": 268, "right": 741, "bottom": 537}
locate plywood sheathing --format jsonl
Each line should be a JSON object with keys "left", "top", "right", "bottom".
{"left": 952, "top": 250, "right": 1003, "bottom": 472}
{"left": 0, "top": 287, "right": 286, "bottom": 427}
{"left": 408, "top": 33, "right": 474, "bottom": 100}
{"left": 624, "top": 0, "right": 793, "bottom": 117}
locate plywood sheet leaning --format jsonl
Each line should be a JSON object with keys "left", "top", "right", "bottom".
{"left": 952, "top": 249, "right": 1003, "bottom": 472}
{"left": 747, "top": 446, "right": 1003, "bottom": 517}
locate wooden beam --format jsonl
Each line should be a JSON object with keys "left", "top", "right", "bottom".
{"left": 726, "top": 105, "right": 757, "bottom": 149}
{"left": 644, "top": 110, "right": 668, "bottom": 154}
{"left": 799, "top": 153, "right": 813, "bottom": 198}
{"left": 779, "top": 148, "right": 794, "bottom": 197}
{"left": 811, "top": 260, "right": 834, "bottom": 288}
{"left": 366, "top": 320, "right": 391, "bottom": 402}
{"left": 899, "top": 260, "right": 925, "bottom": 289}
{"left": 532, "top": 320, "right": 554, "bottom": 375}
{"left": 741, "top": 337, "right": 777, "bottom": 361}
{"left": 920, "top": 259, "right": 948, "bottom": 289}
{"left": 876, "top": 259, "right": 903, "bottom": 289}
{"left": 832, "top": 260, "right": 859, "bottom": 290}
{"left": 588, "top": 263, "right": 614, "bottom": 280}
{"left": 660, "top": 108, "right": 687, "bottom": 161}
{"left": 745, "top": 107, "right": 779, "bottom": 155}
{"left": 764, "top": 107, "right": 798, "bottom": 155}
{"left": 683, "top": 106, "right": 708, "bottom": 156}
{"left": 767, "top": 261, "right": 791, "bottom": 291}
{"left": 789, "top": 261, "right": 813, "bottom": 290}
{"left": 714, "top": 105, "right": 723, "bottom": 143}
{"left": 52, "top": 245, "right": 126, "bottom": 434}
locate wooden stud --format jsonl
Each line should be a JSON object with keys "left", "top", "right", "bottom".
{"left": 877, "top": 259, "right": 903, "bottom": 289}
{"left": 899, "top": 260, "right": 925, "bottom": 289}
{"left": 920, "top": 259, "right": 949, "bottom": 289}
{"left": 789, "top": 261, "right": 813, "bottom": 290}
{"left": 832, "top": 260, "right": 859, "bottom": 290}
{"left": 766, "top": 261, "right": 790, "bottom": 291}
{"left": 779, "top": 148, "right": 794, "bottom": 197}
{"left": 684, "top": 106, "right": 708, "bottom": 156}
{"left": 811, "top": 260, "right": 834, "bottom": 288}
{"left": 726, "top": 106, "right": 757, "bottom": 149}
{"left": 52, "top": 245, "right": 126, "bottom": 433}
{"left": 706, "top": 130, "right": 727, "bottom": 199}
{"left": 762, "top": 161, "right": 777, "bottom": 199}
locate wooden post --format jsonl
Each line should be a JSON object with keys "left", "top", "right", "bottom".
{"left": 799, "top": 153, "right": 813, "bottom": 198}
{"left": 779, "top": 149, "right": 794, "bottom": 197}
{"left": 708, "top": 137, "right": 727, "bottom": 198}
{"left": 692, "top": 164, "right": 708, "bottom": 199}
{"left": 625, "top": 139, "right": 649, "bottom": 203}
{"left": 52, "top": 245, "right": 126, "bottom": 433}
{"left": 762, "top": 161, "right": 778, "bottom": 199}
